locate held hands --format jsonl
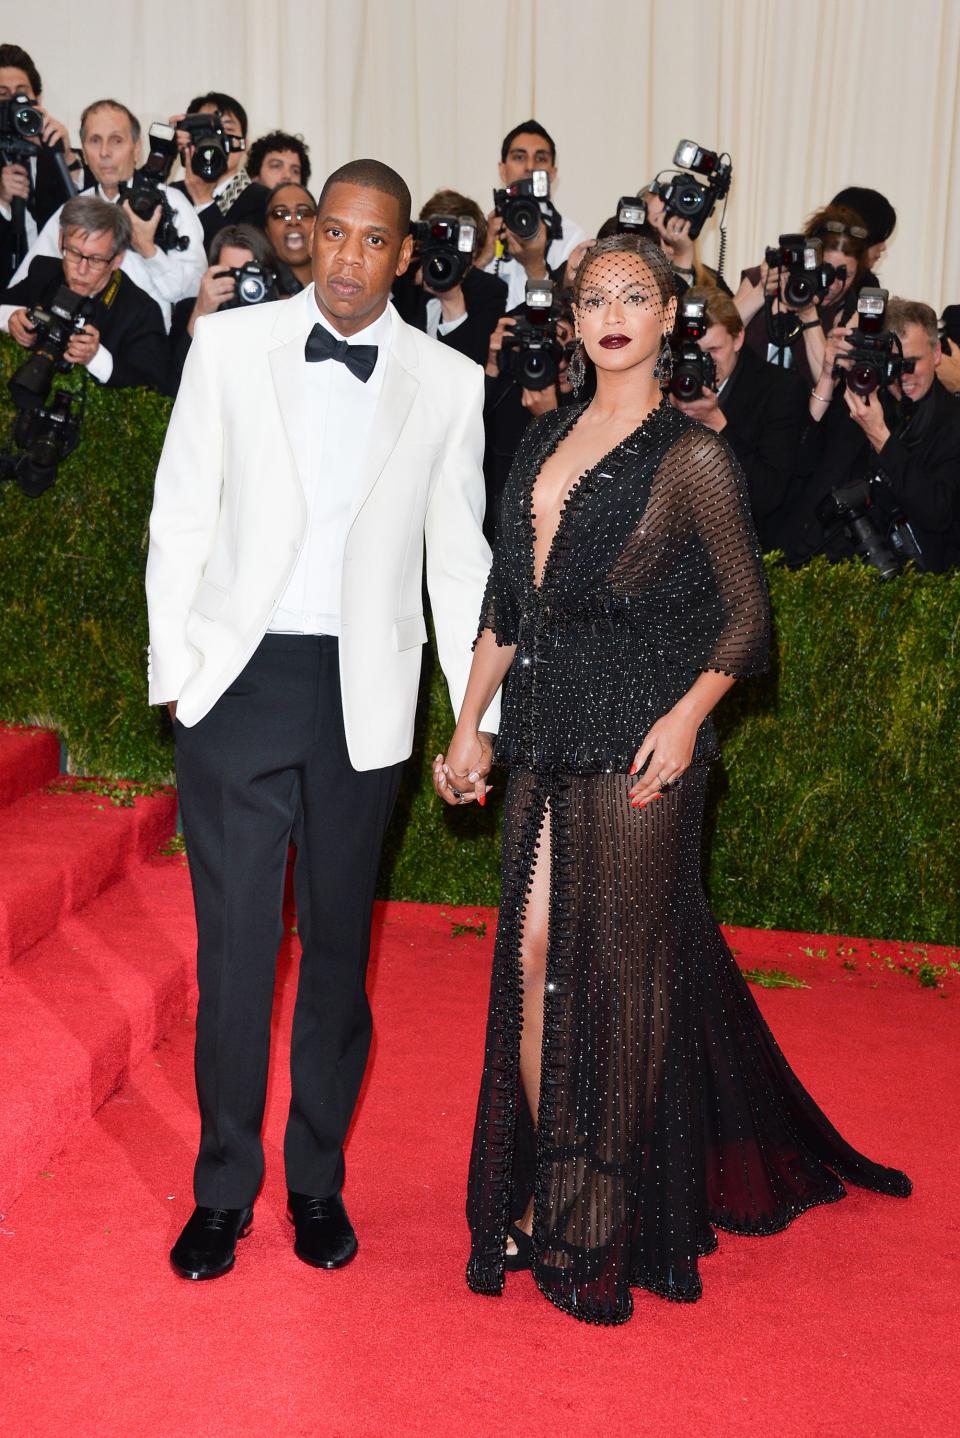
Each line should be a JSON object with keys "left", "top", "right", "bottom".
{"left": 432, "top": 730, "right": 494, "bottom": 807}
{"left": 64, "top": 324, "right": 101, "bottom": 367}
{"left": 627, "top": 706, "right": 699, "bottom": 807}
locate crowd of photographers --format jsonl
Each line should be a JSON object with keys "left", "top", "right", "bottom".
{"left": 1, "top": 41, "right": 958, "bottom": 572}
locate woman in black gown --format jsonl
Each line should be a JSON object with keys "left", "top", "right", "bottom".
{"left": 433, "top": 234, "right": 911, "bottom": 1326}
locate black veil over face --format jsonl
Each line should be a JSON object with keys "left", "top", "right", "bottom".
{"left": 572, "top": 233, "right": 675, "bottom": 318}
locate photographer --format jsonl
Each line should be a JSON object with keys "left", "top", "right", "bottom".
{"left": 784, "top": 298, "right": 960, "bottom": 571}
{"left": 0, "top": 44, "right": 83, "bottom": 282}
{"left": 831, "top": 186, "right": 896, "bottom": 277}
{"left": 641, "top": 185, "right": 730, "bottom": 295}
{"left": 8, "top": 99, "right": 205, "bottom": 330}
{"left": 167, "top": 222, "right": 277, "bottom": 392}
{"left": 0, "top": 195, "right": 168, "bottom": 390}
{"left": 734, "top": 204, "right": 868, "bottom": 390}
{"left": 171, "top": 92, "right": 257, "bottom": 251}
{"left": 667, "top": 286, "right": 806, "bottom": 550}
{"left": 482, "top": 291, "right": 576, "bottom": 539}
{"left": 937, "top": 305, "right": 960, "bottom": 395}
{"left": 391, "top": 189, "right": 506, "bottom": 366}
{"left": 476, "top": 120, "right": 586, "bottom": 311}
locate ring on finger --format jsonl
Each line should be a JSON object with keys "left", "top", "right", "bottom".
{"left": 452, "top": 787, "right": 463, "bottom": 801}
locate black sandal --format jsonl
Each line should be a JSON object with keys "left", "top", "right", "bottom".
{"left": 504, "top": 1223, "right": 532, "bottom": 1272}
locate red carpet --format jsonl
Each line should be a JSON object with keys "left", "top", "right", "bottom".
{"left": 0, "top": 726, "right": 956, "bottom": 1436}
{"left": 1, "top": 885, "right": 957, "bottom": 1437}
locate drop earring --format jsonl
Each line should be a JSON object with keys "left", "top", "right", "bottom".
{"left": 653, "top": 336, "right": 673, "bottom": 383}
{"left": 567, "top": 340, "right": 586, "bottom": 394}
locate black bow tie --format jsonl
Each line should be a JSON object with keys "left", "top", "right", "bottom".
{"left": 304, "top": 322, "right": 378, "bottom": 382}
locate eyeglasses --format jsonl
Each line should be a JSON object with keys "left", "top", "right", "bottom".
{"left": 62, "top": 242, "right": 113, "bottom": 271}
{"left": 268, "top": 205, "right": 316, "bottom": 224}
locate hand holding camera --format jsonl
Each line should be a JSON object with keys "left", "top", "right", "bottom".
{"left": 64, "top": 322, "right": 101, "bottom": 368}
{"left": 122, "top": 197, "right": 162, "bottom": 259}
{"left": 7, "top": 308, "right": 37, "bottom": 347}
{"left": 485, "top": 314, "right": 516, "bottom": 378}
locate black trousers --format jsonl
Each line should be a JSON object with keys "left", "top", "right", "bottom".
{"left": 174, "top": 635, "right": 403, "bottom": 1208}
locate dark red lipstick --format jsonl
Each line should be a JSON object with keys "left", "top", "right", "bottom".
{"left": 599, "top": 334, "right": 631, "bottom": 349}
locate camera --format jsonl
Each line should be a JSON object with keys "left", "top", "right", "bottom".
{"left": 837, "top": 288, "right": 912, "bottom": 397}
{"left": 0, "top": 90, "right": 43, "bottom": 158}
{"left": 651, "top": 139, "right": 732, "bottom": 241}
{"left": 498, "top": 279, "right": 562, "bottom": 391}
{"left": 764, "top": 234, "right": 845, "bottom": 311}
{"left": 493, "top": 170, "right": 559, "bottom": 243}
{"left": 178, "top": 112, "right": 245, "bottom": 183}
{"left": 616, "top": 196, "right": 648, "bottom": 234}
{"left": 669, "top": 296, "right": 717, "bottom": 402}
{"left": 8, "top": 286, "right": 95, "bottom": 411}
{"left": 816, "top": 476, "right": 924, "bottom": 579}
{"left": 1, "top": 390, "right": 83, "bottom": 497}
{"left": 122, "top": 123, "right": 189, "bottom": 254}
{"left": 410, "top": 215, "right": 476, "bottom": 293}
{"left": 218, "top": 260, "right": 276, "bottom": 307}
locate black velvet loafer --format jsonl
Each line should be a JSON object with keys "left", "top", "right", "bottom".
{"left": 170, "top": 1204, "right": 254, "bottom": 1280}
{"left": 287, "top": 1190, "right": 358, "bottom": 1269}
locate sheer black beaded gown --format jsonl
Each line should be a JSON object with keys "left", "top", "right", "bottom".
{"left": 465, "top": 399, "right": 911, "bottom": 1326}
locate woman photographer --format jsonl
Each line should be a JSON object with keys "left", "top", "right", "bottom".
{"left": 734, "top": 203, "right": 869, "bottom": 389}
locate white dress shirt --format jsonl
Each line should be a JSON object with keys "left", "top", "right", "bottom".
{"left": 484, "top": 213, "right": 587, "bottom": 310}
{"left": 7, "top": 183, "right": 205, "bottom": 331}
{"left": 268, "top": 288, "right": 393, "bottom": 637}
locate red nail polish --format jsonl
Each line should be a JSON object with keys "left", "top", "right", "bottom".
{"left": 628, "top": 763, "right": 637, "bottom": 775}
{"left": 478, "top": 794, "right": 486, "bottom": 807}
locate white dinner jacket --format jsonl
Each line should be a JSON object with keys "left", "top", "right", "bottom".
{"left": 145, "top": 287, "right": 499, "bottom": 770}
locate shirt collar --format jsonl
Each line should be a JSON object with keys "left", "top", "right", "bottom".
{"left": 306, "top": 284, "right": 393, "bottom": 348}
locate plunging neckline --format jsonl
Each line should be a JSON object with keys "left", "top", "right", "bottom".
{"left": 529, "top": 398, "right": 668, "bottom": 592}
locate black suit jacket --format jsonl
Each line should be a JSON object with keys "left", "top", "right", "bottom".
{"left": 0, "top": 145, "right": 85, "bottom": 283}
{"left": 171, "top": 180, "right": 269, "bottom": 255}
{"left": 718, "top": 343, "right": 807, "bottom": 551}
{"left": 3, "top": 255, "right": 169, "bottom": 391}
{"left": 783, "top": 379, "right": 960, "bottom": 572}
{"left": 391, "top": 266, "right": 507, "bottom": 367}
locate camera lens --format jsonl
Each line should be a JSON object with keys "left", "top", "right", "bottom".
{"left": 192, "top": 142, "right": 228, "bottom": 183}
{"left": 14, "top": 102, "right": 42, "bottom": 138}
{"left": 426, "top": 253, "right": 455, "bottom": 289}
{"left": 237, "top": 273, "right": 267, "bottom": 304}
{"left": 505, "top": 197, "right": 541, "bottom": 240}
{"left": 847, "top": 362, "right": 879, "bottom": 397}
{"left": 670, "top": 368, "right": 701, "bottom": 402}
{"left": 673, "top": 180, "right": 704, "bottom": 217}
{"left": 785, "top": 275, "right": 813, "bottom": 309}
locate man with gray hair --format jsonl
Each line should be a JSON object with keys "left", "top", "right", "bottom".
{"left": 7, "top": 98, "right": 205, "bottom": 330}
{"left": 0, "top": 193, "right": 169, "bottom": 390}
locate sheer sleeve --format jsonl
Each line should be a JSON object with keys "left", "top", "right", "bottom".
{"left": 475, "top": 541, "right": 521, "bottom": 648}
{"left": 670, "top": 426, "right": 771, "bottom": 677}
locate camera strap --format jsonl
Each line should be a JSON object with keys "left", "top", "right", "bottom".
{"left": 100, "top": 271, "right": 122, "bottom": 311}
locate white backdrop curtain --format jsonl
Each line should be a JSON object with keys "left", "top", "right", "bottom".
{"left": 7, "top": 0, "right": 960, "bottom": 307}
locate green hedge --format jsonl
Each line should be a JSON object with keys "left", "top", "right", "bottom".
{"left": 0, "top": 336, "right": 956, "bottom": 943}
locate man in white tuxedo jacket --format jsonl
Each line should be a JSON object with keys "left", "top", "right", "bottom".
{"left": 146, "top": 159, "right": 498, "bottom": 1281}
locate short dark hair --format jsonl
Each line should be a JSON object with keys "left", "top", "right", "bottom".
{"left": 830, "top": 186, "right": 897, "bottom": 247}
{"left": 209, "top": 223, "right": 276, "bottom": 269}
{"left": 79, "top": 99, "right": 141, "bottom": 145}
{"left": 318, "top": 158, "right": 411, "bottom": 234}
{"left": 0, "top": 43, "right": 41, "bottom": 97}
{"left": 246, "top": 129, "right": 311, "bottom": 187}
{"left": 500, "top": 120, "right": 556, "bottom": 165}
{"left": 419, "top": 188, "right": 486, "bottom": 255}
{"left": 187, "top": 91, "right": 248, "bottom": 138}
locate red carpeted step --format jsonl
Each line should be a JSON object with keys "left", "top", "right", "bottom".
{"left": 0, "top": 725, "right": 61, "bottom": 809}
{"left": 0, "top": 785, "right": 178, "bottom": 972}
{"left": 0, "top": 853, "right": 196, "bottom": 1214}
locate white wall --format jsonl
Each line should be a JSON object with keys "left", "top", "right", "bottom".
{"left": 8, "top": 0, "right": 959, "bottom": 307}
